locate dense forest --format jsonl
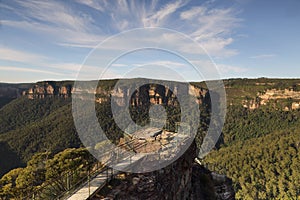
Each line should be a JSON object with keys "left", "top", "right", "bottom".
{"left": 0, "top": 148, "right": 95, "bottom": 199}
{"left": 205, "top": 129, "right": 299, "bottom": 199}
{"left": 204, "top": 105, "right": 300, "bottom": 199}
{"left": 223, "top": 105, "right": 300, "bottom": 144}
{"left": 0, "top": 78, "right": 300, "bottom": 199}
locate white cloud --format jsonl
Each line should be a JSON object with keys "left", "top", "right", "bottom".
{"left": 180, "top": 7, "right": 207, "bottom": 20}
{"left": 0, "top": 47, "right": 47, "bottom": 63}
{"left": 250, "top": 54, "right": 276, "bottom": 59}
{"left": 143, "top": 0, "right": 187, "bottom": 27}
{"left": 217, "top": 64, "right": 248, "bottom": 74}
{"left": 0, "top": 0, "right": 244, "bottom": 82}
{"left": 74, "top": 0, "right": 105, "bottom": 12}
{"left": 132, "top": 60, "right": 187, "bottom": 68}
{"left": 14, "top": 0, "right": 92, "bottom": 32}
{"left": 200, "top": 38, "right": 238, "bottom": 57}
{"left": 180, "top": 6, "right": 241, "bottom": 57}
{"left": 111, "top": 63, "right": 128, "bottom": 67}
{"left": 0, "top": 66, "right": 63, "bottom": 76}
{"left": 3, "top": 0, "right": 242, "bottom": 57}
{"left": 2, "top": 0, "right": 104, "bottom": 47}
{"left": 0, "top": 46, "right": 98, "bottom": 75}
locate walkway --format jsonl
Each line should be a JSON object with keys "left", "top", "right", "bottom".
{"left": 65, "top": 154, "right": 146, "bottom": 200}
{"left": 66, "top": 168, "right": 113, "bottom": 200}
{"left": 65, "top": 129, "right": 190, "bottom": 200}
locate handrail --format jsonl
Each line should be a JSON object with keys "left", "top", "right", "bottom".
{"left": 58, "top": 165, "right": 110, "bottom": 200}
{"left": 23, "top": 161, "right": 104, "bottom": 200}
{"left": 24, "top": 137, "right": 147, "bottom": 199}
{"left": 25, "top": 128, "right": 190, "bottom": 199}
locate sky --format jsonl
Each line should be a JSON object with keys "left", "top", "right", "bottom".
{"left": 0, "top": 0, "right": 300, "bottom": 83}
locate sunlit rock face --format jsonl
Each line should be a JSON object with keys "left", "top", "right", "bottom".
{"left": 23, "top": 82, "right": 73, "bottom": 99}
{"left": 22, "top": 81, "right": 209, "bottom": 107}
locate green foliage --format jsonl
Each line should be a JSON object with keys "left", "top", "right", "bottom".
{"left": 0, "top": 99, "right": 82, "bottom": 177}
{"left": 224, "top": 78, "right": 300, "bottom": 104}
{"left": 45, "top": 148, "right": 94, "bottom": 180}
{"left": 0, "top": 168, "right": 23, "bottom": 199}
{"left": 222, "top": 105, "right": 300, "bottom": 144}
{"left": 0, "top": 148, "right": 94, "bottom": 199}
{"left": 2, "top": 78, "right": 300, "bottom": 199}
{"left": 0, "top": 103, "right": 81, "bottom": 163}
{"left": 15, "top": 152, "right": 49, "bottom": 197}
{"left": 205, "top": 130, "right": 300, "bottom": 199}
{"left": 0, "top": 97, "right": 70, "bottom": 134}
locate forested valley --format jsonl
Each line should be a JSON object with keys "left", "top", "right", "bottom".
{"left": 0, "top": 79, "right": 299, "bottom": 199}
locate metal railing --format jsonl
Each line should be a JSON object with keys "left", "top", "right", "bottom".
{"left": 23, "top": 162, "right": 107, "bottom": 200}
{"left": 24, "top": 125, "right": 191, "bottom": 200}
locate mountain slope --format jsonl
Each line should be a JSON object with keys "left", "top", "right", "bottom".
{"left": 0, "top": 102, "right": 81, "bottom": 159}
{"left": 0, "top": 97, "right": 71, "bottom": 134}
{"left": 0, "top": 99, "right": 82, "bottom": 177}
{"left": 205, "top": 130, "right": 300, "bottom": 199}
{"left": 0, "top": 83, "right": 32, "bottom": 109}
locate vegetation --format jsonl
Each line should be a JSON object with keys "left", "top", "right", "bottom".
{"left": 0, "top": 148, "right": 95, "bottom": 200}
{"left": 0, "top": 103, "right": 81, "bottom": 162}
{"left": 205, "top": 130, "right": 300, "bottom": 199}
{"left": 222, "top": 105, "right": 300, "bottom": 144}
{"left": 223, "top": 78, "right": 300, "bottom": 104}
{"left": 1, "top": 78, "right": 300, "bottom": 199}
{"left": 0, "top": 97, "right": 70, "bottom": 134}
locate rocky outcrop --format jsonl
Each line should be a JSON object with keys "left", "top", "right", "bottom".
{"left": 259, "top": 89, "right": 300, "bottom": 100}
{"left": 95, "top": 141, "right": 198, "bottom": 200}
{"left": 22, "top": 81, "right": 209, "bottom": 108}
{"left": 22, "top": 82, "right": 72, "bottom": 99}
{"left": 0, "top": 87, "right": 22, "bottom": 98}
{"left": 94, "top": 141, "right": 235, "bottom": 200}
{"left": 241, "top": 89, "right": 300, "bottom": 110}
{"left": 110, "top": 83, "right": 208, "bottom": 107}
{"left": 192, "top": 164, "right": 235, "bottom": 200}
{"left": 189, "top": 85, "right": 208, "bottom": 104}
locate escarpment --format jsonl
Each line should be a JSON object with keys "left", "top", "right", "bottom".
{"left": 22, "top": 81, "right": 209, "bottom": 106}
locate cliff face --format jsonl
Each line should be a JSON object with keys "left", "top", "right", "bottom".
{"left": 94, "top": 141, "right": 235, "bottom": 200}
{"left": 0, "top": 83, "right": 33, "bottom": 99}
{"left": 22, "top": 81, "right": 208, "bottom": 106}
{"left": 0, "top": 83, "right": 33, "bottom": 109}
{"left": 241, "top": 88, "right": 300, "bottom": 110}
{"left": 121, "top": 141, "right": 197, "bottom": 200}
{"left": 22, "top": 82, "right": 72, "bottom": 99}
{"left": 95, "top": 141, "right": 198, "bottom": 200}
{"left": 0, "top": 87, "right": 22, "bottom": 98}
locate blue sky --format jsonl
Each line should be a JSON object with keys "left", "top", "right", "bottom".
{"left": 0, "top": 0, "right": 299, "bottom": 83}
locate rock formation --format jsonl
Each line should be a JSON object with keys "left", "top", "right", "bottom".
{"left": 93, "top": 141, "right": 235, "bottom": 200}
{"left": 22, "top": 82, "right": 72, "bottom": 99}
{"left": 22, "top": 81, "right": 209, "bottom": 107}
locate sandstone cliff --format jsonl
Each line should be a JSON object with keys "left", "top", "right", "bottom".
{"left": 22, "top": 81, "right": 208, "bottom": 106}
{"left": 93, "top": 141, "right": 235, "bottom": 200}
{"left": 22, "top": 82, "right": 72, "bottom": 99}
